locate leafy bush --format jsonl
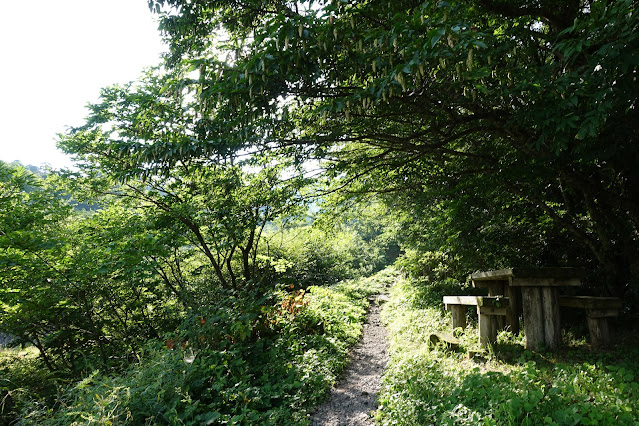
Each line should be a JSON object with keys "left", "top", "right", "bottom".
{"left": 0, "top": 164, "right": 187, "bottom": 374}
{"left": 395, "top": 250, "right": 461, "bottom": 282}
{"left": 263, "top": 225, "right": 387, "bottom": 288}
{"left": 0, "top": 348, "right": 59, "bottom": 425}
{"left": 14, "top": 270, "right": 390, "bottom": 425}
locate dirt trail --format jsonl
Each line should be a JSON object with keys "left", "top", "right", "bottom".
{"left": 311, "top": 298, "right": 389, "bottom": 426}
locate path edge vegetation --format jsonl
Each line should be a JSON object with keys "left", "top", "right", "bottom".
{"left": 1, "top": 270, "right": 395, "bottom": 424}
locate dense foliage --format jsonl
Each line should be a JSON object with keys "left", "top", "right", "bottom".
{"left": 124, "top": 0, "right": 638, "bottom": 297}
{"left": 1, "top": 269, "right": 391, "bottom": 424}
{"left": 0, "top": 161, "right": 395, "bottom": 423}
{"left": 265, "top": 201, "right": 400, "bottom": 287}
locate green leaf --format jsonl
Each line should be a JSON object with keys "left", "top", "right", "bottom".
{"left": 428, "top": 28, "right": 446, "bottom": 47}
{"left": 471, "top": 40, "right": 487, "bottom": 49}
{"left": 201, "top": 411, "right": 222, "bottom": 424}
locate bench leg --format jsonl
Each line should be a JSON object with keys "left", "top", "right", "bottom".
{"left": 486, "top": 280, "right": 506, "bottom": 331}
{"left": 478, "top": 310, "right": 498, "bottom": 348}
{"left": 522, "top": 287, "right": 562, "bottom": 350}
{"left": 521, "top": 287, "right": 544, "bottom": 350}
{"left": 541, "top": 287, "right": 561, "bottom": 349}
{"left": 495, "top": 315, "right": 506, "bottom": 331}
{"left": 586, "top": 317, "right": 610, "bottom": 347}
{"left": 450, "top": 305, "right": 467, "bottom": 330}
{"left": 505, "top": 285, "right": 521, "bottom": 335}
{"left": 585, "top": 308, "right": 618, "bottom": 347}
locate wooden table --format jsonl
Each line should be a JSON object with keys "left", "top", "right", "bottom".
{"left": 470, "top": 268, "right": 584, "bottom": 350}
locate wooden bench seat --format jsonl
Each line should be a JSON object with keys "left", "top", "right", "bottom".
{"left": 443, "top": 296, "right": 510, "bottom": 348}
{"left": 559, "top": 296, "right": 623, "bottom": 347}
{"left": 443, "top": 295, "right": 510, "bottom": 308}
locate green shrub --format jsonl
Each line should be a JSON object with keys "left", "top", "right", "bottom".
{"left": 14, "top": 270, "right": 392, "bottom": 424}
{"left": 262, "top": 213, "right": 399, "bottom": 290}
{"left": 0, "top": 348, "right": 59, "bottom": 425}
{"left": 262, "top": 226, "right": 367, "bottom": 287}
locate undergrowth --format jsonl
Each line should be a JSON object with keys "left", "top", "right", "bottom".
{"left": 378, "top": 274, "right": 639, "bottom": 425}
{"left": 2, "top": 270, "right": 395, "bottom": 425}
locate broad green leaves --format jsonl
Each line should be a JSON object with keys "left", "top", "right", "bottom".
{"left": 0, "top": 163, "right": 183, "bottom": 371}
{"left": 140, "top": 0, "right": 639, "bottom": 295}
{"left": 61, "top": 0, "right": 639, "bottom": 297}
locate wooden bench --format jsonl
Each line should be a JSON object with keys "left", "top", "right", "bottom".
{"left": 443, "top": 296, "right": 510, "bottom": 348}
{"left": 559, "top": 296, "right": 623, "bottom": 347}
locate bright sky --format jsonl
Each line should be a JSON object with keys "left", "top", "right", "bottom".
{"left": 0, "top": 1, "right": 166, "bottom": 168}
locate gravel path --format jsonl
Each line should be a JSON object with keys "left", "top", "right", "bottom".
{"left": 311, "top": 297, "right": 389, "bottom": 426}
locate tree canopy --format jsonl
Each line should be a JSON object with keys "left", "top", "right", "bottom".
{"left": 59, "top": 0, "right": 638, "bottom": 296}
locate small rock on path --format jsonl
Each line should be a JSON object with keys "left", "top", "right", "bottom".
{"left": 311, "top": 298, "right": 388, "bottom": 426}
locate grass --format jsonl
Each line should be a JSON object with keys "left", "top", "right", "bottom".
{"left": 1, "top": 347, "right": 64, "bottom": 424}
{"left": 377, "top": 274, "right": 639, "bottom": 425}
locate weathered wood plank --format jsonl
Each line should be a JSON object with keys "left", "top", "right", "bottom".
{"left": 444, "top": 295, "right": 480, "bottom": 306}
{"left": 586, "top": 308, "right": 621, "bottom": 318}
{"left": 478, "top": 306, "right": 509, "bottom": 316}
{"left": 559, "top": 296, "right": 623, "bottom": 310}
{"left": 505, "top": 285, "right": 521, "bottom": 334}
{"left": 473, "top": 279, "right": 507, "bottom": 296}
{"left": 478, "top": 311, "right": 498, "bottom": 348}
{"left": 521, "top": 287, "right": 544, "bottom": 350}
{"left": 510, "top": 277, "right": 582, "bottom": 287}
{"left": 587, "top": 317, "right": 610, "bottom": 347}
{"left": 471, "top": 267, "right": 586, "bottom": 281}
{"left": 471, "top": 269, "right": 515, "bottom": 281}
{"left": 495, "top": 314, "right": 506, "bottom": 331}
{"left": 443, "top": 296, "right": 509, "bottom": 308}
{"left": 541, "top": 287, "right": 561, "bottom": 348}
{"left": 428, "top": 332, "right": 461, "bottom": 350}
{"left": 450, "top": 305, "right": 467, "bottom": 330}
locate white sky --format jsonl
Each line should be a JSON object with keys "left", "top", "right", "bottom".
{"left": 0, "top": 0, "right": 166, "bottom": 168}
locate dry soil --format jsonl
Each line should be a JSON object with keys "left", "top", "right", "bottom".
{"left": 310, "top": 298, "right": 389, "bottom": 426}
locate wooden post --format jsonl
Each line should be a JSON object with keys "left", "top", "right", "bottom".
{"left": 477, "top": 306, "right": 508, "bottom": 348}
{"left": 479, "top": 280, "right": 507, "bottom": 331}
{"left": 428, "top": 332, "right": 461, "bottom": 350}
{"left": 478, "top": 307, "right": 496, "bottom": 348}
{"left": 586, "top": 317, "right": 609, "bottom": 347}
{"left": 585, "top": 309, "right": 618, "bottom": 347}
{"left": 505, "top": 285, "right": 521, "bottom": 334}
{"left": 491, "top": 285, "right": 506, "bottom": 330}
{"left": 443, "top": 296, "right": 510, "bottom": 348}
{"left": 521, "top": 287, "right": 544, "bottom": 350}
{"left": 483, "top": 280, "right": 505, "bottom": 296}
{"left": 450, "top": 305, "right": 467, "bottom": 330}
{"left": 541, "top": 287, "right": 561, "bottom": 348}
{"left": 559, "top": 297, "right": 622, "bottom": 347}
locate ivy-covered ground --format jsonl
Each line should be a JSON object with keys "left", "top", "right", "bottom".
{"left": 377, "top": 275, "right": 639, "bottom": 425}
